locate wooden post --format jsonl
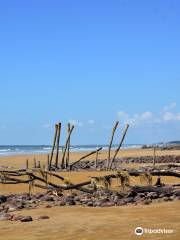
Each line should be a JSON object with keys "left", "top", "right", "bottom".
{"left": 108, "top": 124, "right": 129, "bottom": 170}
{"left": 95, "top": 149, "right": 99, "bottom": 169}
{"left": 26, "top": 159, "right": 29, "bottom": 170}
{"left": 153, "top": 147, "right": 156, "bottom": 167}
{"left": 33, "top": 158, "right": 37, "bottom": 168}
{"left": 55, "top": 122, "right": 61, "bottom": 168}
{"left": 37, "top": 160, "right": 41, "bottom": 168}
{"left": 106, "top": 121, "right": 119, "bottom": 170}
{"left": 65, "top": 123, "right": 71, "bottom": 169}
{"left": 61, "top": 125, "right": 74, "bottom": 169}
{"left": 47, "top": 154, "right": 50, "bottom": 171}
{"left": 49, "top": 124, "right": 58, "bottom": 169}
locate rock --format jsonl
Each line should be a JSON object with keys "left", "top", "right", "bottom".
{"left": 66, "top": 200, "right": 76, "bottom": 206}
{"left": 13, "top": 215, "right": 24, "bottom": 221}
{"left": 146, "top": 192, "right": 159, "bottom": 199}
{"left": 0, "top": 213, "right": 13, "bottom": 221}
{"left": 173, "top": 190, "right": 180, "bottom": 196}
{"left": 45, "top": 204, "right": 52, "bottom": 208}
{"left": 127, "top": 191, "right": 137, "bottom": 198}
{"left": 42, "top": 196, "right": 54, "bottom": 202}
{"left": 59, "top": 200, "right": 66, "bottom": 206}
{"left": 0, "top": 195, "right": 7, "bottom": 203}
{"left": 163, "top": 197, "right": 170, "bottom": 201}
{"left": 20, "top": 216, "right": 33, "bottom": 222}
{"left": 123, "top": 197, "right": 134, "bottom": 204}
{"left": 142, "top": 199, "right": 152, "bottom": 205}
{"left": 116, "top": 200, "right": 127, "bottom": 206}
{"left": 101, "top": 202, "right": 115, "bottom": 207}
{"left": 86, "top": 201, "right": 93, "bottom": 207}
{"left": 38, "top": 215, "right": 50, "bottom": 220}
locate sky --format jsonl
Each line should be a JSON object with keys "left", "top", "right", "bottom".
{"left": 0, "top": 0, "right": 180, "bottom": 145}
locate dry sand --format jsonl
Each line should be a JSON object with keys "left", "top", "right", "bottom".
{"left": 1, "top": 148, "right": 180, "bottom": 169}
{"left": 0, "top": 148, "right": 180, "bottom": 240}
{"left": 0, "top": 202, "right": 179, "bottom": 240}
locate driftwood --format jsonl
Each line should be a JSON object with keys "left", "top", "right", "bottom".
{"left": 108, "top": 124, "right": 129, "bottom": 170}
{"left": 65, "top": 123, "right": 71, "bottom": 169}
{"left": 130, "top": 185, "right": 174, "bottom": 193}
{"left": 70, "top": 147, "right": 103, "bottom": 169}
{"left": 61, "top": 125, "right": 74, "bottom": 169}
{"left": 55, "top": 122, "right": 61, "bottom": 168}
{"left": 153, "top": 148, "right": 156, "bottom": 166}
{"left": 49, "top": 124, "right": 58, "bottom": 168}
{"left": 106, "top": 121, "right": 119, "bottom": 170}
{"left": 0, "top": 168, "right": 179, "bottom": 195}
{"left": 95, "top": 149, "right": 99, "bottom": 168}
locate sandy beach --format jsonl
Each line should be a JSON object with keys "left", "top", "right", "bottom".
{"left": 0, "top": 148, "right": 180, "bottom": 240}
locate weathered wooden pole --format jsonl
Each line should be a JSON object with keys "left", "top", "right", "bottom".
{"left": 106, "top": 121, "right": 119, "bottom": 170}
{"left": 61, "top": 125, "right": 74, "bottom": 168}
{"left": 37, "top": 160, "right": 41, "bottom": 168}
{"left": 108, "top": 124, "right": 129, "bottom": 170}
{"left": 65, "top": 123, "right": 71, "bottom": 169}
{"left": 55, "top": 122, "right": 61, "bottom": 168}
{"left": 47, "top": 154, "right": 50, "bottom": 171}
{"left": 153, "top": 147, "right": 156, "bottom": 167}
{"left": 95, "top": 149, "right": 99, "bottom": 169}
{"left": 70, "top": 147, "right": 102, "bottom": 169}
{"left": 26, "top": 159, "right": 29, "bottom": 170}
{"left": 33, "top": 158, "right": 37, "bottom": 168}
{"left": 49, "top": 124, "right": 58, "bottom": 169}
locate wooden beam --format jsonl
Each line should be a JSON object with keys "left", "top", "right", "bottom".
{"left": 55, "top": 122, "right": 61, "bottom": 168}
{"left": 49, "top": 124, "right": 58, "bottom": 169}
{"left": 108, "top": 124, "right": 129, "bottom": 170}
{"left": 61, "top": 125, "right": 74, "bottom": 168}
{"left": 106, "top": 121, "right": 119, "bottom": 170}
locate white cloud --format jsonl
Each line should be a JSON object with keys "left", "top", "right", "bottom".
{"left": 163, "top": 102, "right": 176, "bottom": 112}
{"left": 163, "top": 112, "right": 180, "bottom": 121}
{"left": 69, "top": 120, "right": 83, "bottom": 127}
{"left": 118, "top": 111, "right": 153, "bottom": 126}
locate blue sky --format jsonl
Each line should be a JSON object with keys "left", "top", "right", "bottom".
{"left": 0, "top": 0, "right": 180, "bottom": 145}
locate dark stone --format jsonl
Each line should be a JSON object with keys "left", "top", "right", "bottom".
{"left": 42, "top": 196, "right": 54, "bottom": 202}
{"left": 86, "top": 201, "right": 93, "bottom": 207}
{"left": 0, "top": 195, "right": 7, "bottom": 204}
{"left": 20, "top": 216, "right": 33, "bottom": 222}
{"left": 127, "top": 191, "right": 137, "bottom": 198}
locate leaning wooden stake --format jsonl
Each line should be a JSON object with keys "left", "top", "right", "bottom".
{"left": 153, "top": 147, "right": 156, "bottom": 167}
{"left": 108, "top": 124, "right": 129, "bottom": 170}
{"left": 49, "top": 124, "right": 58, "bottom": 169}
{"left": 106, "top": 121, "right": 119, "bottom": 170}
{"left": 65, "top": 123, "right": 71, "bottom": 168}
{"left": 61, "top": 125, "right": 74, "bottom": 168}
{"left": 55, "top": 122, "right": 61, "bottom": 168}
{"left": 95, "top": 149, "right": 99, "bottom": 169}
{"left": 70, "top": 147, "right": 102, "bottom": 169}
{"left": 47, "top": 154, "right": 50, "bottom": 171}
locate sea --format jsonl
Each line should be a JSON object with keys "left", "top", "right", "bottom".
{"left": 0, "top": 144, "right": 143, "bottom": 156}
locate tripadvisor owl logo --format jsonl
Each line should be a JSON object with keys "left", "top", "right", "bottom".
{"left": 135, "top": 227, "right": 144, "bottom": 236}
